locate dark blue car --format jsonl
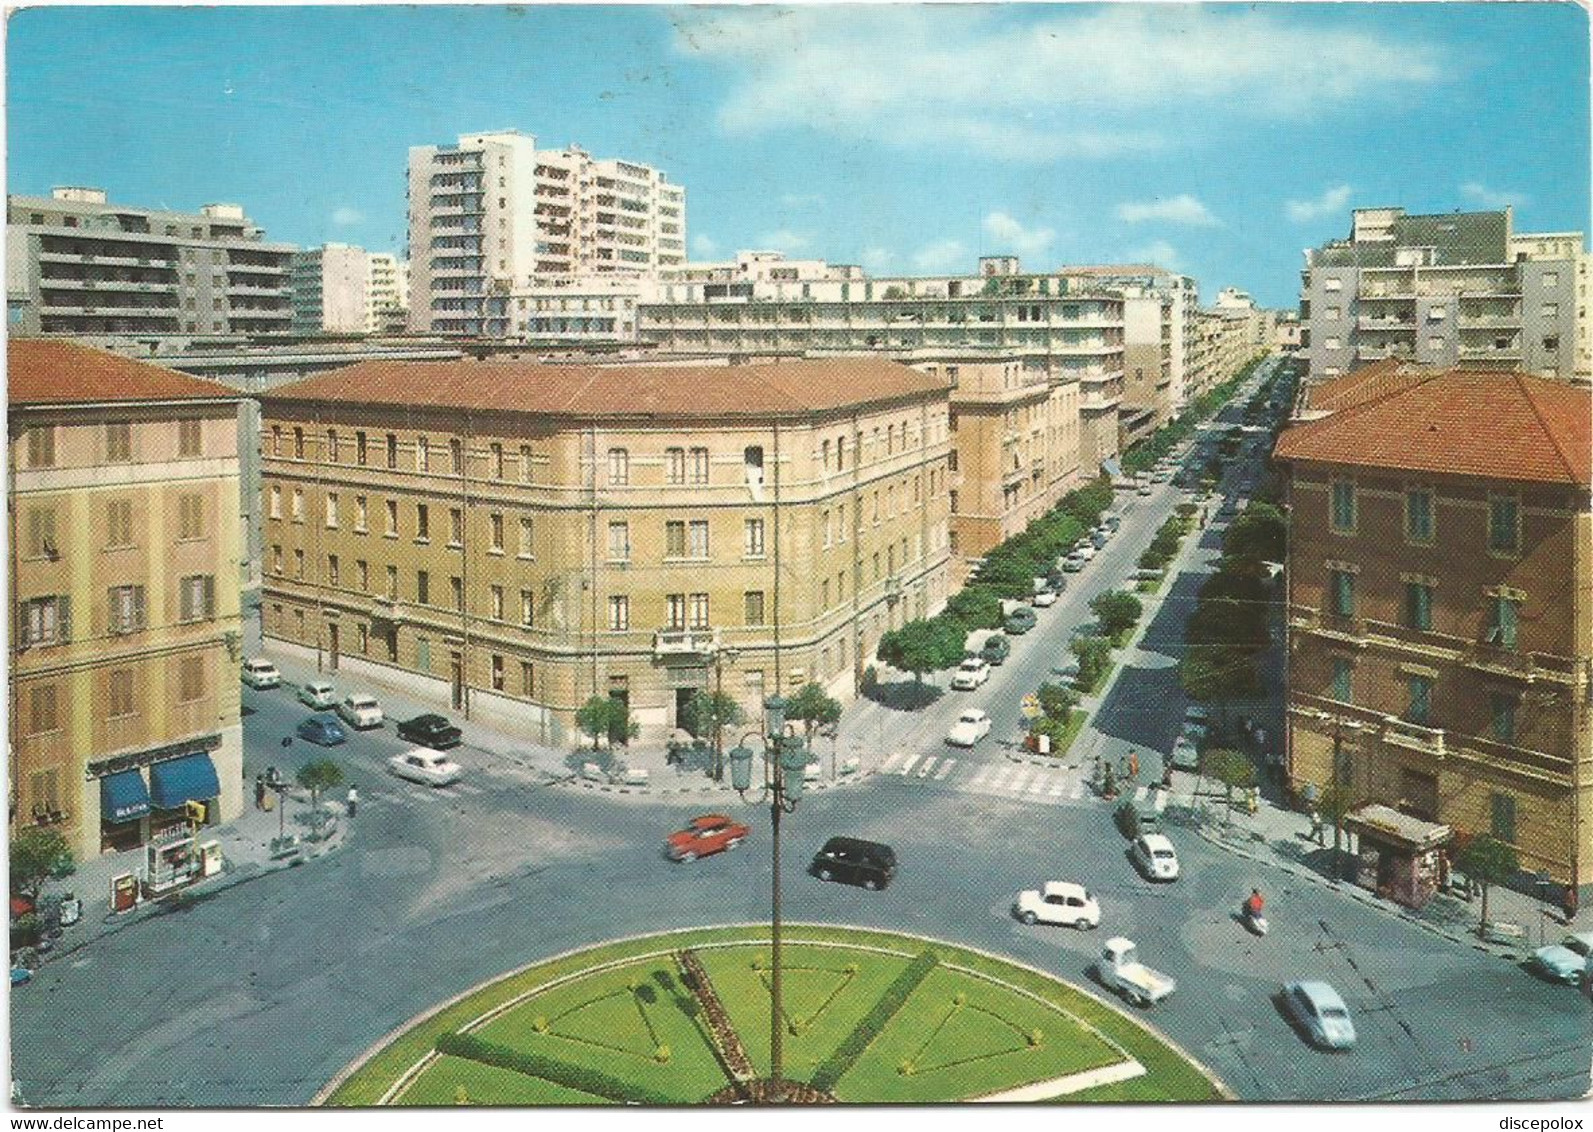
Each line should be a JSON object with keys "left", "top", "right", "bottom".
{"left": 296, "top": 715, "right": 347, "bottom": 746}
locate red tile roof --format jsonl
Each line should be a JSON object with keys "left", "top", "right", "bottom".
{"left": 8, "top": 339, "right": 238, "bottom": 405}
{"left": 1276, "top": 367, "right": 1591, "bottom": 485}
{"left": 259, "top": 357, "right": 949, "bottom": 418}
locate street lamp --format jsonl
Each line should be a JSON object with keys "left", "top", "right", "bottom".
{"left": 727, "top": 693, "right": 808, "bottom": 1103}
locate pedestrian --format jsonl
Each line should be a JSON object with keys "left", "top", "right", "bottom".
{"left": 254, "top": 774, "right": 266, "bottom": 810}
{"left": 1308, "top": 808, "right": 1324, "bottom": 845}
{"left": 346, "top": 784, "right": 358, "bottom": 818}
{"left": 1118, "top": 755, "right": 1130, "bottom": 779}
{"left": 1128, "top": 750, "right": 1139, "bottom": 780}
{"left": 1162, "top": 762, "right": 1174, "bottom": 789}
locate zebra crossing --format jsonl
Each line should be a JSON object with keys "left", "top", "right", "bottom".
{"left": 876, "top": 750, "right": 1173, "bottom": 810}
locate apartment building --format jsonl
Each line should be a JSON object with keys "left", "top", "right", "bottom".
{"left": 1055, "top": 265, "right": 1199, "bottom": 416}
{"left": 1276, "top": 363, "right": 1592, "bottom": 897}
{"left": 6, "top": 187, "right": 294, "bottom": 337}
{"left": 257, "top": 358, "right": 951, "bottom": 741}
{"left": 8, "top": 340, "right": 245, "bottom": 861}
{"left": 406, "top": 130, "right": 686, "bottom": 336}
{"left": 290, "top": 243, "right": 371, "bottom": 334}
{"left": 1300, "top": 206, "right": 1584, "bottom": 385}
{"left": 366, "top": 253, "right": 408, "bottom": 334}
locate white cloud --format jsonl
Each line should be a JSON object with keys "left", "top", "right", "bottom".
{"left": 674, "top": 7, "right": 1443, "bottom": 162}
{"left": 982, "top": 211, "right": 1056, "bottom": 259}
{"left": 859, "top": 246, "right": 893, "bottom": 272}
{"left": 1461, "top": 182, "right": 1528, "bottom": 209}
{"left": 780, "top": 192, "right": 824, "bottom": 208}
{"left": 331, "top": 206, "right": 363, "bottom": 227}
{"left": 1116, "top": 194, "right": 1217, "bottom": 227}
{"left": 1123, "top": 240, "right": 1181, "bottom": 270}
{"left": 756, "top": 229, "right": 810, "bottom": 253}
{"left": 911, "top": 239, "right": 967, "bottom": 273}
{"left": 1286, "top": 185, "right": 1353, "bottom": 223}
{"left": 690, "top": 233, "right": 720, "bottom": 257}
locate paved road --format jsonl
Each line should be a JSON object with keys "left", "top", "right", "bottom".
{"left": 14, "top": 359, "right": 1588, "bottom": 1105}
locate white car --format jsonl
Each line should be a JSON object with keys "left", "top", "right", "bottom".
{"left": 1131, "top": 833, "right": 1180, "bottom": 881}
{"left": 946, "top": 709, "right": 992, "bottom": 747}
{"left": 1014, "top": 881, "right": 1101, "bottom": 929}
{"left": 1170, "top": 734, "right": 1200, "bottom": 771}
{"left": 1282, "top": 981, "right": 1357, "bottom": 1049}
{"left": 297, "top": 680, "right": 337, "bottom": 709}
{"left": 1032, "top": 589, "right": 1058, "bottom": 608}
{"left": 1076, "top": 544, "right": 1097, "bottom": 562}
{"left": 336, "top": 693, "right": 384, "bottom": 730}
{"left": 1062, "top": 554, "right": 1086, "bottom": 573}
{"left": 1137, "top": 484, "right": 1154, "bottom": 496}
{"left": 240, "top": 659, "right": 281, "bottom": 689}
{"left": 387, "top": 748, "right": 462, "bottom": 787}
{"left": 950, "top": 658, "right": 991, "bottom": 690}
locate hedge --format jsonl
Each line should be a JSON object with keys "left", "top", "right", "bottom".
{"left": 434, "top": 1030, "right": 677, "bottom": 1105}
{"left": 810, "top": 950, "right": 939, "bottom": 1093}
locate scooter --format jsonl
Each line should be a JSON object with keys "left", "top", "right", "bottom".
{"left": 1242, "top": 904, "right": 1269, "bottom": 937}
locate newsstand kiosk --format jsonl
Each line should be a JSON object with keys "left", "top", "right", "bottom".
{"left": 1343, "top": 803, "right": 1451, "bottom": 909}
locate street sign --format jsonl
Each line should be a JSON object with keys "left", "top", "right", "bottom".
{"left": 1020, "top": 694, "right": 1043, "bottom": 720}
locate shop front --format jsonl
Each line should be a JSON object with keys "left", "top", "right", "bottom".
{"left": 89, "top": 735, "right": 223, "bottom": 854}
{"left": 1343, "top": 803, "right": 1452, "bottom": 910}
{"left": 99, "top": 769, "right": 152, "bottom": 853}
{"left": 148, "top": 753, "right": 222, "bottom": 838}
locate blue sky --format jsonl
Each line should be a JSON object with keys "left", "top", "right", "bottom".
{"left": 8, "top": 3, "right": 1588, "bottom": 307}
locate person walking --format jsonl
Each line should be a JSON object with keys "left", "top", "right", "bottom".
{"left": 1128, "top": 750, "right": 1140, "bottom": 780}
{"left": 346, "top": 784, "right": 358, "bottom": 819}
{"left": 254, "top": 774, "right": 266, "bottom": 810}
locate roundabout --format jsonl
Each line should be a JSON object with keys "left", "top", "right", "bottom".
{"left": 320, "top": 925, "right": 1228, "bottom": 1106}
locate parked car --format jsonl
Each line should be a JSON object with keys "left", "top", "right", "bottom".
{"left": 295, "top": 715, "right": 347, "bottom": 747}
{"left": 1137, "top": 483, "right": 1154, "bottom": 496}
{"left": 387, "top": 747, "right": 462, "bottom": 787}
{"left": 1013, "top": 881, "right": 1100, "bottom": 929}
{"left": 810, "top": 837, "right": 896, "bottom": 890}
{"left": 980, "top": 634, "right": 1011, "bottom": 666}
{"left": 1170, "top": 734, "right": 1201, "bottom": 771}
{"left": 1090, "top": 531, "right": 1109, "bottom": 550}
{"left": 1130, "top": 833, "right": 1180, "bottom": 881}
{"left": 946, "top": 709, "right": 992, "bottom": 748}
{"left": 1005, "top": 606, "right": 1038, "bottom": 634}
{"left": 1062, "top": 554, "right": 1085, "bottom": 573}
{"left": 950, "top": 658, "right": 991, "bottom": 690}
{"left": 240, "top": 659, "right": 281, "bottom": 689}
{"left": 1076, "top": 544, "right": 1097, "bottom": 562}
{"left": 396, "top": 713, "right": 463, "bottom": 750}
{"left": 1531, "top": 932, "right": 1593, "bottom": 985}
{"left": 336, "top": 693, "right": 384, "bottom": 730}
{"left": 1102, "top": 514, "right": 1122, "bottom": 533}
{"left": 297, "top": 680, "right": 337, "bottom": 709}
{"left": 1282, "top": 981, "right": 1357, "bottom": 1049}
{"left": 1032, "top": 588, "right": 1058, "bottom": 608}
{"left": 665, "top": 813, "right": 750, "bottom": 862}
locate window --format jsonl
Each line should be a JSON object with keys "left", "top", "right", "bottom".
{"left": 1324, "top": 277, "right": 1343, "bottom": 292}
{"left": 665, "top": 520, "right": 686, "bottom": 558}
{"left": 1543, "top": 271, "right": 1560, "bottom": 288}
{"left": 489, "top": 513, "right": 504, "bottom": 552}
{"left": 451, "top": 576, "right": 464, "bottom": 612}
{"left": 822, "top": 439, "right": 831, "bottom": 469}
{"left": 490, "top": 443, "right": 504, "bottom": 480}
{"left": 415, "top": 436, "right": 429, "bottom": 472}
{"left": 1324, "top": 306, "right": 1340, "bottom": 321}
{"left": 107, "top": 585, "right": 146, "bottom": 635}
{"left": 450, "top": 439, "right": 463, "bottom": 473}
{"left": 1405, "top": 674, "right": 1433, "bottom": 725}
{"left": 1429, "top": 304, "right": 1446, "bottom": 321}
{"left": 26, "top": 684, "right": 58, "bottom": 735}
{"left": 108, "top": 669, "right": 135, "bottom": 719}
{"left": 416, "top": 637, "right": 431, "bottom": 672}
{"left": 106, "top": 421, "right": 132, "bottom": 462}
{"left": 327, "top": 429, "right": 339, "bottom": 463}
{"left": 357, "top": 560, "right": 368, "bottom": 592}
{"left": 1490, "top": 792, "right": 1517, "bottom": 844}
{"left": 355, "top": 496, "right": 368, "bottom": 531}
{"left": 293, "top": 428, "right": 304, "bottom": 460}
{"left": 1330, "top": 481, "right": 1355, "bottom": 532}
{"left": 385, "top": 433, "right": 397, "bottom": 470}
{"left": 386, "top": 565, "right": 398, "bottom": 599}
{"left": 744, "top": 518, "right": 765, "bottom": 557}
{"left": 690, "top": 447, "right": 709, "bottom": 484}
{"left": 1486, "top": 596, "right": 1520, "bottom": 650}
{"left": 666, "top": 593, "right": 686, "bottom": 630}
{"left": 358, "top": 624, "right": 368, "bottom": 654}
{"left": 608, "top": 595, "right": 630, "bottom": 631}
{"left": 1488, "top": 496, "right": 1519, "bottom": 553}
{"left": 608, "top": 448, "right": 630, "bottom": 485}
{"left": 520, "top": 444, "right": 533, "bottom": 483}
{"left": 838, "top": 504, "right": 847, "bottom": 542}
{"left": 689, "top": 593, "right": 710, "bottom": 629}
{"left": 1323, "top": 336, "right": 1341, "bottom": 350}
{"left": 1490, "top": 692, "right": 1517, "bottom": 743}
{"left": 518, "top": 516, "right": 534, "bottom": 558}
{"left": 490, "top": 585, "right": 504, "bottom": 621}
{"left": 18, "top": 596, "right": 70, "bottom": 646}
{"left": 688, "top": 520, "right": 710, "bottom": 559}
{"left": 417, "top": 571, "right": 430, "bottom": 605}
{"left": 178, "top": 419, "right": 202, "bottom": 457}
{"left": 608, "top": 521, "right": 630, "bottom": 561}
{"left": 327, "top": 555, "right": 340, "bottom": 587}
{"left": 665, "top": 447, "right": 686, "bottom": 485}
{"left": 822, "top": 510, "right": 832, "bottom": 549}
{"left": 356, "top": 431, "right": 368, "bottom": 466}
{"left": 25, "top": 506, "right": 57, "bottom": 559}
{"left": 744, "top": 590, "right": 765, "bottom": 625}
{"left": 178, "top": 575, "right": 216, "bottom": 622}
{"left": 416, "top": 503, "right": 430, "bottom": 541}
{"left": 1405, "top": 489, "right": 1434, "bottom": 544}
{"left": 1404, "top": 581, "right": 1433, "bottom": 631}
{"left": 324, "top": 493, "right": 339, "bottom": 529}
{"left": 1329, "top": 569, "right": 1356, "bottom": 618}
{"left": 520, "top": 661, "right": 536, "bottom": 699}
{"left": 289, "top": 488, "right": 304, "bottom": 524}
{"left": 27, "top": 426, "right": 55, "bottom": 468}
{"left": 449, "top": 508, "right": 463, "bottom": 546}
{"left": 521, "top": 589, "right": 535, "bottom": 627}
{"left": 107, "top": 499, "right": 133, "bottom": 547}
{"left": 1331, "top": 657, "right": 1353, "bottom": 703}
{"left": 836, "top": 435, "right": 846, "bottom": 470}
{"left": 272, "top": 545, "right": 282, "bottom": 574}
{"left": 294, "top": 549, "right": 305, "bottom": 580}
{"left": 1543, "top": 303, "right": 1560, "bottom": 320}
{"left": 178, "top": 655, "right": 206, "bottom": 703}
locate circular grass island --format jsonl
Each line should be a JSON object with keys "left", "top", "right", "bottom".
{"left": 321, "top": 925, "right": 1228, "bottom": 1106}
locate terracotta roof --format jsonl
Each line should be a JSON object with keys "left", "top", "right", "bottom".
{"left": 8, "top": 339, "right": 239, "bottom": 406}
{"left": 1304, "top": 359, "right": 1439, "bottom": 413}
{"left": 1276, "top": 367, "right": 1591, "bottom": 486}
{"left": 259, "top": 357, "right": 949, "bottom": 418}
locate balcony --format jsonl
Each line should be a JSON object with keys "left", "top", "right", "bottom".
{"left": 1464, "top": 640, "right": 1538, "bottom": 682}
{"left": 1356, "top": 344, "right": 1415, "bottom": 361}
{"left": 1382, "top": 716, "right": 1445, "bottom": 759}
{"left": 1356, "top": 316, "right": 1415, "bottom": 331}
{"left": 653, "top": 627, "right": 721, "bottom": 659}
{"left": 368, "top": 595, "right": 405, "bottom": 625}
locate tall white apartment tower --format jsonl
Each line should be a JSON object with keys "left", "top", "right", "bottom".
{"left": 407, "top": 130, "right": 686, "bottom": 336}
{"left": 366, "top": 252, "right": 407, "bottom": 333}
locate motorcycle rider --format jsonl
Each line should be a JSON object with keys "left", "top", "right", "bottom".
{"left": 1244, "top": 888, "right": 1265, "bottom": 919}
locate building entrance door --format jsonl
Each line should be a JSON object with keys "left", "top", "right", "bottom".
{"left": 450, "top": 654, "right": 464, "bottom": 710}
{"left": 327, "top": 623, "right": 340, "bottom": 671}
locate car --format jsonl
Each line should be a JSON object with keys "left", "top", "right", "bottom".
{"left": 295, "top": 715, "right": 347, "bottom": 747}
{"left": 1170, "top": 734, "right": 1200, "bottom": 771}
{"left": 335, "top": 693, "right": 384, "bottom": 730}
{"left": 395, "top": 713, "right": 463, "bottom": 749}
{"left": 946, "top": 709, "right": 992, "bottom": 747}
{"left": 1151, "top": 471, "right": 1172, "bottom": 483}
{"left": 810, "top": 837, "right": 896, "bottom": 890}
{"left": 1053, "top": 659, "right": 1081, "bottom": 686}
{"left": 1181, "top": 720, "right": 1210, "bottom": 746}
{"left": 1130, "top": 833, "right": 1180, "bottom": 881}
{"left": 1102, "top": 514, "right": 1122, "bottom": 532}
{"left": 1005, "top": 606, "right": 1038, "bottom": 634}
{"left": 1076, "top": 544, "right": 1097, "bottom": 562}
{"left": 980, "top": 634, "right": 1011, "bottom": 666}
{"left": 665, "top": 813, "right": 751, "bottom": 862}
{"left": 1282, "top": 981, "right": 1357, "bottom": 1049}
{"left": 1032, "top": 589, "right": 1058, "bottom": 608}
{"left": 1013, "top": 881, "right": 1101, "bottom": 929}
{"left": 297, "top": 680, "right": 337, "bottom": 709}
{"left": 950, "top": 658, "right": 991, "bottom": 690}
{"left": 1062, "top": 554, "right": 1085, "bottom": 573}
{"left": 1531, "top": 932, "right": 1593, "bottom": 985}
{"left": 240, "top": 659, "right": 281, "bottom": 689}
{"left": 387, "top": 747, "right": 462, "bottom": 787}
{"left": 1137, "top": 484, "right": 1154, "bottom": 496}
{"left": 1090, "top": 531, "right": 1109, "bottom": 549}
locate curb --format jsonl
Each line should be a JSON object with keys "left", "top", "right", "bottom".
{"left": 556, "top": 766, "right": 882, "bottom": 799}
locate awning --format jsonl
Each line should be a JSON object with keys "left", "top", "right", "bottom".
{"left": 1102, "top": 458, "right": 1123, "bottom": 478}
{"left": 100, "top": 769, "right": 152, "bottom": 823}
{"left": 1344, "top": 803, "right": 1451, "bottom": 851}
{"left": 148, "top": 754, "right": 220, "bottom": 810}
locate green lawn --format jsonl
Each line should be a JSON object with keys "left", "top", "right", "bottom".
{"left": 397, "top": 1055, "right": 606, "bottom": 1106}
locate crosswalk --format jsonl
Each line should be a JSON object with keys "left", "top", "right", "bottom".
{"left": 876, "top": 750, "right": 1171, "bottom": 810}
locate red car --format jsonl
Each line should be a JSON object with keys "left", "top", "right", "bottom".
{"left": 666, "top": 814, "right": 751, "bottom": 862}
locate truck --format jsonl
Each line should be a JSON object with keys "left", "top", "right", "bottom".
{"left": 1095, "top": 936, "right": 1176, "bottom": 1007}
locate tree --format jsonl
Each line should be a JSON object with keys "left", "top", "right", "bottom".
{"left": 1315, "top": 781, "right": 1357, "bottom": 878}
{"left": 1453, "top": 834, "right": 1520, "bottom": 933}
{"left": 1089, "top": 590, "right": 1143, "bottom": 642}
{"left": 10, "top": 828, "right": 73, "bottom": 900}
{"left": 576, "top": 695, "right": 639, "bottom": 752}
{"left": 680, "top": 689, "right": 745, "bottom": 740}
{"left": 1222, "top": 502, "right": 1286, "bottom": 566}
{"left": 786, "top": 682, "right": 842, "bottom": 748}
{"left": 296, "top": 758, "right": 344, "bottom": 809}
{"left": 1070, "top": 636, "right": 1114, "bottom": 693}
{"left": 1201, "top": 748, "right": 1254, "bottom": 824}
{"left": 1036, "top": 681, "right": 1078, "bottom": 722}
{"left": 1178, "top": 644, "right": 1260, "bottom": 722}
{"left": 877, "top": 618, "right": 965, "bottom": 685}
{"left": 944, "top": 588, "right": 1004, "bottom": 631}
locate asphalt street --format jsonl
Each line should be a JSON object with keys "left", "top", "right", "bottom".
{"left": 11, "top": 358, "right": 1589, "bottom": 1106}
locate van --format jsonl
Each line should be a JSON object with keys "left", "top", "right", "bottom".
{"left": 810, "top": 837, "right": 897, "bottom": 890}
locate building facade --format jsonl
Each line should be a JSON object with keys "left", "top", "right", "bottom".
{"left": 366, "top": 253, "right": 408, "bottom": 334}
{"left": 6, "top": 187, "right": 294, "bottom": 337}
{"left": 258, "top": 358, "right": 951, "bottom": 742}
{"left": 1276, "top": 364, "right": 1592, "bottom": 896}
{"left": 290, "top": 244, "right": 372, "bottom": 334}
{"left": 8, "top": 340, "right": 245, "bottom": 861}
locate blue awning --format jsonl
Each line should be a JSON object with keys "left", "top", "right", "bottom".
{"left": 149, "top": 754, "right": 221, "bottom": 810}
{"left": 100, "top": 770, "right": 151, "bottom": 823}
{"left": 1102, "top": 458, "right": 1123, "bottom": 478}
